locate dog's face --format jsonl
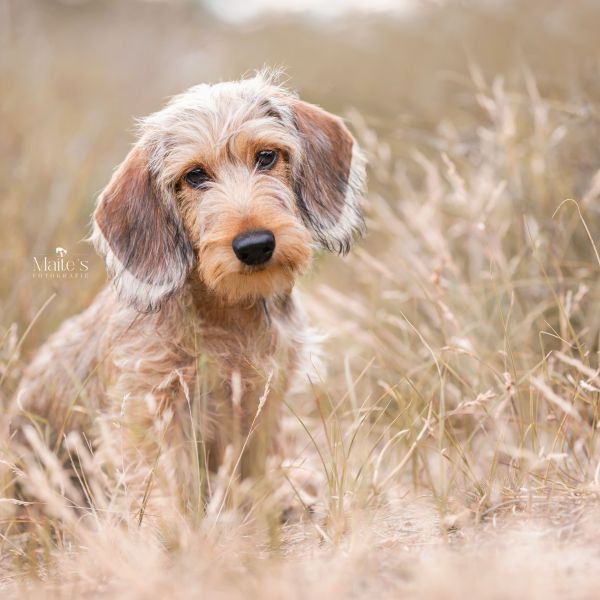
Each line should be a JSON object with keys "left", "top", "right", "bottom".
{"left": 93, "top": 72, "right": 366, "bottom": 311}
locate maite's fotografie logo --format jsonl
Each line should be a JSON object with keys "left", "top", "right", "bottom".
{"left": 32, "top": 247, "right": 89, "bottom": 279}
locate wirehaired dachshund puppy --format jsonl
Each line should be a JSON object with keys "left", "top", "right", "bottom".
{"left": 10, "top": 71, "right": 366, "bottom": 519}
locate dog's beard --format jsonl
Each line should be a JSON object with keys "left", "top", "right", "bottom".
{"left": 198, "top": 223, "right": 312, "bottom": 304}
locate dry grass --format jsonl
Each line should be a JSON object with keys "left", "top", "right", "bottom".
{"left": 2, "top": 0, "right": 600, "bottom": 597}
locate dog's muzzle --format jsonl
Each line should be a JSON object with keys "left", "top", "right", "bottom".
{"left": 232, "top": 229, "right": 276, "bottom": 266}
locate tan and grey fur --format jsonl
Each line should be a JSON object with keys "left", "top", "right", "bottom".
{"left": 10, "top": 71, "right": 366, "bottom": 516}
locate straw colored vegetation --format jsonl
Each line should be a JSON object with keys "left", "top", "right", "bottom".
{"left": 2, "top": 0, "right": 600, "bottom": 597}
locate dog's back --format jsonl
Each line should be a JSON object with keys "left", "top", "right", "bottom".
{"left": 10, "top": 287, "right": 117, "bottom": 445}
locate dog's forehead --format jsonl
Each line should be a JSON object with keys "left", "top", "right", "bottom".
{"left": 145, "top": 77, "right": 290, "bottom": 138}
{"left": 175, "top": 80, "right": 266, "bottom": 113}
{"left": 141, "top": 76, "right": 298, "bottom": 181}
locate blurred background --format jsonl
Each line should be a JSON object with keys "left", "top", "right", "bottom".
{"left": 4, "top": 0, "right": 600, "bottom": 348}
{"left": 3, "top": 0, "right": 600, "bottom": 499}
{"left": 5, "top": 2, "right": 600, "bottom": 595}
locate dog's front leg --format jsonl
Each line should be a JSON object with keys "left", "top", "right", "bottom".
{"left": 207, "top": 373, "right": 282, "bottom": 483}
{"left": 100, "top": 374, "right": 199, "bottom": 527}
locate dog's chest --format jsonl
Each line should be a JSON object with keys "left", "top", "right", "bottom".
{"left": 196, "top": 301, "right": 305, "bottom": 405}
{"left": 103, "top": 295, "right": 302, "bottom": 421}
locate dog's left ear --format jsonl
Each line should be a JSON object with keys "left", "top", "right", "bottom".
{"left": 92, "top": 145, "right": 194, "bottom": 312}
{"left": 289, "top": 99, "right": 366, "bottom": 254}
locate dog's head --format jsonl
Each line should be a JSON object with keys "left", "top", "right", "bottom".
{"left": 92, "top": 71, "right": 366, "bottom": 311}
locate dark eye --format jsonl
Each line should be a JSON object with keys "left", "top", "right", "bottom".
{"left": 185, "top": 167, "right": 210, "bottom": 189}
{"left": 256, "top": 149, "right": 278, "bottom": 171}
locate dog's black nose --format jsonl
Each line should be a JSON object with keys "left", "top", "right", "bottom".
{"left": 232, "top": 229, "right": 276, "bottom": 266}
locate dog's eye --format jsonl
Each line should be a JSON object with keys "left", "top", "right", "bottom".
{"left": 185, "top": 167, "right": 210, "bottom": 189}
{"left": 256, "top": 149, "right": 278, "bottom": 171}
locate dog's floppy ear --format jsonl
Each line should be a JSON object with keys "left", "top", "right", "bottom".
{"left": 290, "top": 99, "right": 366, "bottom": 254}
{"left": 92, "top": 145, "right": 194, "bottom": 312}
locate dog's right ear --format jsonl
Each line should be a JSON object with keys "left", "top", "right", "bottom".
{"left": 92, "top": 145, "right": 194, "bottom": 312}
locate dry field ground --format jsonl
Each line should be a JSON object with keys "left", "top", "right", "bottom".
{"left": 3, "top": 0, "right": 600, "bottom": 597}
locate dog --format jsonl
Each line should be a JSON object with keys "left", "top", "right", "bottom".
{"left": 9, "top": 71, "right": 366, "bottom": 520}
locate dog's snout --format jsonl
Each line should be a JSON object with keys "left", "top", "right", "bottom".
{"left": 232, "top": 229, "right": 276, "bottom": 266}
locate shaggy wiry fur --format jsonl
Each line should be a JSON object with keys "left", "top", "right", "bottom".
{"left": 9, "top": 71, "right": 366, "bottom": 517}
